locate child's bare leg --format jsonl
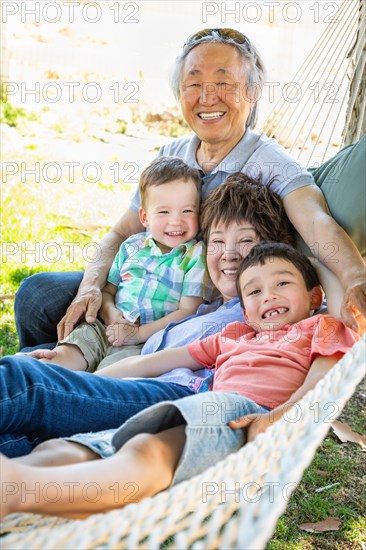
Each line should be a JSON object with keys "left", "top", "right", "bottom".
{"left": 39, "top": 344, "right": 87, "bottom": 371}
{"left": 13, "top": 439, "right": 99, "bottom": 467}
{"left": 1, "top": 425, "right": 186, "bottom": 519}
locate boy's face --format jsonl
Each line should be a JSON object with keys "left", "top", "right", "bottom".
{"left": 239, "top": 257, "right": 322, "bottom": 332}
{"left": 139, "top": 179, "right": 200, "bottom": 253}
{"left": 207, "top": 220, "right": 260, "bottom": 302}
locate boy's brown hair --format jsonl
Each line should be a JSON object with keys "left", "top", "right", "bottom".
{"left": 200, "top": 173, "right": 296, "bottom": 246}
{"left": 139, "top": 156, "right": 201, "bottom": 209}
{"left": 235, "top": 242, "right": 320, "bottom": 308}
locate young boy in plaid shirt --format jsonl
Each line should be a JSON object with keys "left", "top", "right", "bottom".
{"left": 39, "top": 157, "right": 213, "bottom": 372}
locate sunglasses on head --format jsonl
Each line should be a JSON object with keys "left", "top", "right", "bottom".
{"left": 184, "top": 28, "right": 252, "bottom": 50}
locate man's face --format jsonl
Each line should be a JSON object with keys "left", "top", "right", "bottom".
{"left": 179, "top": 43, "right": 252, "bottom": 147}
{"left": 238, "top": 257, "right": 319, "bottom": 332}
{"left": 206, "top": 220, "right": 260, "bottom": 302}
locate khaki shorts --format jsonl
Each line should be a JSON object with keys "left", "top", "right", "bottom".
{"left": 59, "top": 319, "right": 143, "bottom": 372}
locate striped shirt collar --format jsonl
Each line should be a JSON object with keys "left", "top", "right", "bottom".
{"left": 144, "top": 234, "right": 197, "bottom": 255}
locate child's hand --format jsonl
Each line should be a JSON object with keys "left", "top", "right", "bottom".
{"left": 101, "top": 308, "right": 127, "bottom": 327}
{"left": 18, "top": 349, "right": 58, "bottom": 360}
{"left": 105, "top": 322, "right": 141, "bottom": 346}
{"left": 228, "top": 412, "right": 275, "bottom": 442}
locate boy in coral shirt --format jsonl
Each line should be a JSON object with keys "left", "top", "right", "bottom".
{"left": 1, "top": 243, "right": 358, "bottom": 518}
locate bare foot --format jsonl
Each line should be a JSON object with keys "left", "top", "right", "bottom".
{"left": 0, "top": 454, "right": 23, "bottom": 518}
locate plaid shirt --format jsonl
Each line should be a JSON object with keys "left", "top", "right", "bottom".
{"left": 108, "top": 233, "right": 214, "bottom": 325}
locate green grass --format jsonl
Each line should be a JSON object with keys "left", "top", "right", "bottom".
{"left": 1, "top": 104, "right": 133, "bottom": 353}
{"left": 267, "top": 394, "right": 366, "bottom": 549}
{"left": 0, "top": 100, "right": 39, "bottom": 127}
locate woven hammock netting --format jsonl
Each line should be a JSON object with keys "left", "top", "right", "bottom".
{"left": 261, "top": 0, "right": 365, "bottom": 166}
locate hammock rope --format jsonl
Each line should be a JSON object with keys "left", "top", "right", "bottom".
{"left": 261, "top": 0, "right": 365, "bottom": 165}
{"left": 278, "top": 0, "right": 356, "bottom": 151}
{"left": 308, "top": 13, "right": 365, "bottom": 162}
{"left": 1, "top": 336, "right": 365, "bottom": 549}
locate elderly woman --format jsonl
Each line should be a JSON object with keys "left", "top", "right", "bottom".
{"left": 15, "top": 28, "right": 365, "bottom": 349}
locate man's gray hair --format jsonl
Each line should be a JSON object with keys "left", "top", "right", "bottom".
{"left": 170, "top": 30, "right": 265, "bottom": 129}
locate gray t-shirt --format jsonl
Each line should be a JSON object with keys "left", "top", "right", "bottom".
{"left": 129, "top": 129, "right": 314, "bottom": 211}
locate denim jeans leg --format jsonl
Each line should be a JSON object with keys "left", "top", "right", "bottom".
{"left": 0, "top": 434, "right": 43, "bottom": 457}
{"left": 0, "top": 355, "right": 194, "bottom": 457}
{"left": 14, "top": 271, "right": 83, "bottom": 350}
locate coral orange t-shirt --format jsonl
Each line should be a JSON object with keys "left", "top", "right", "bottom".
{"left": 187, "top": 315, "right": 358, "bottom": 409}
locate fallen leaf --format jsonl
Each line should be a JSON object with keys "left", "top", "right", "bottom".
{"left": 331, "top": 420, "right": 366, "bottom": 451}
{"left": 0, "top": 294, "right": 15, "bottom": 301}
{"left": 299, "top": 517, "right": 341, "bottom": 533}
{"left": 313, "top": 469, "right": 328, "bottom": 478}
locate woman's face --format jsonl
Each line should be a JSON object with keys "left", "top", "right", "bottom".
{"left": 206, "top": 220, "right": 260, "bottom": 303}
{"left": 179, "top": 43, "right": 252, "bottom": 148}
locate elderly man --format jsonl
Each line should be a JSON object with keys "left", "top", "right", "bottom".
{"left": 15, "top": 28, "right": 365, "bottom": 348}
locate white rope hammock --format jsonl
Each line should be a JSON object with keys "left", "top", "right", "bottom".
{"left": 261, "top": 0, "right": 366, "bottom": 165}
{"left": 1, "top": 336, "right": 365, "bottom": 549}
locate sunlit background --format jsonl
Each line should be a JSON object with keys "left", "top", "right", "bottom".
{"left": 2, "top": 0, "right": 355, "bottom": 170}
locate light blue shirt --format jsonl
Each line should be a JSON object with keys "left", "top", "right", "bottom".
{"left": 142, "top": 298, "right": 244, "bottom": 392}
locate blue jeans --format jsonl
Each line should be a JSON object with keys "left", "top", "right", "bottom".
{"left": 0, "top": 355, "right": 194, "bottom": 457}
{"left": 14, "top": 271, "right": 83, "bottom": 350}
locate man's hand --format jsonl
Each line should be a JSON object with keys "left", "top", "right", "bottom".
{"left": 228, "top": 411, "right": 276, "bottom": 443}
{"left": 105, "top": 321, "right": 141, "bottom": 346}
{"left": 57, "top": 286, "right": 102, "bottom": 340}
{"left": 283, "top": 185, "right": 366, "bottom": 332}
{"left": 341, "top": 279, "right": 366, "bottom": 333}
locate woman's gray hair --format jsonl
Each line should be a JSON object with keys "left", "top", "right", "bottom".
{"left": 170, "top": 30, "right": 265, "bottom": 129}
